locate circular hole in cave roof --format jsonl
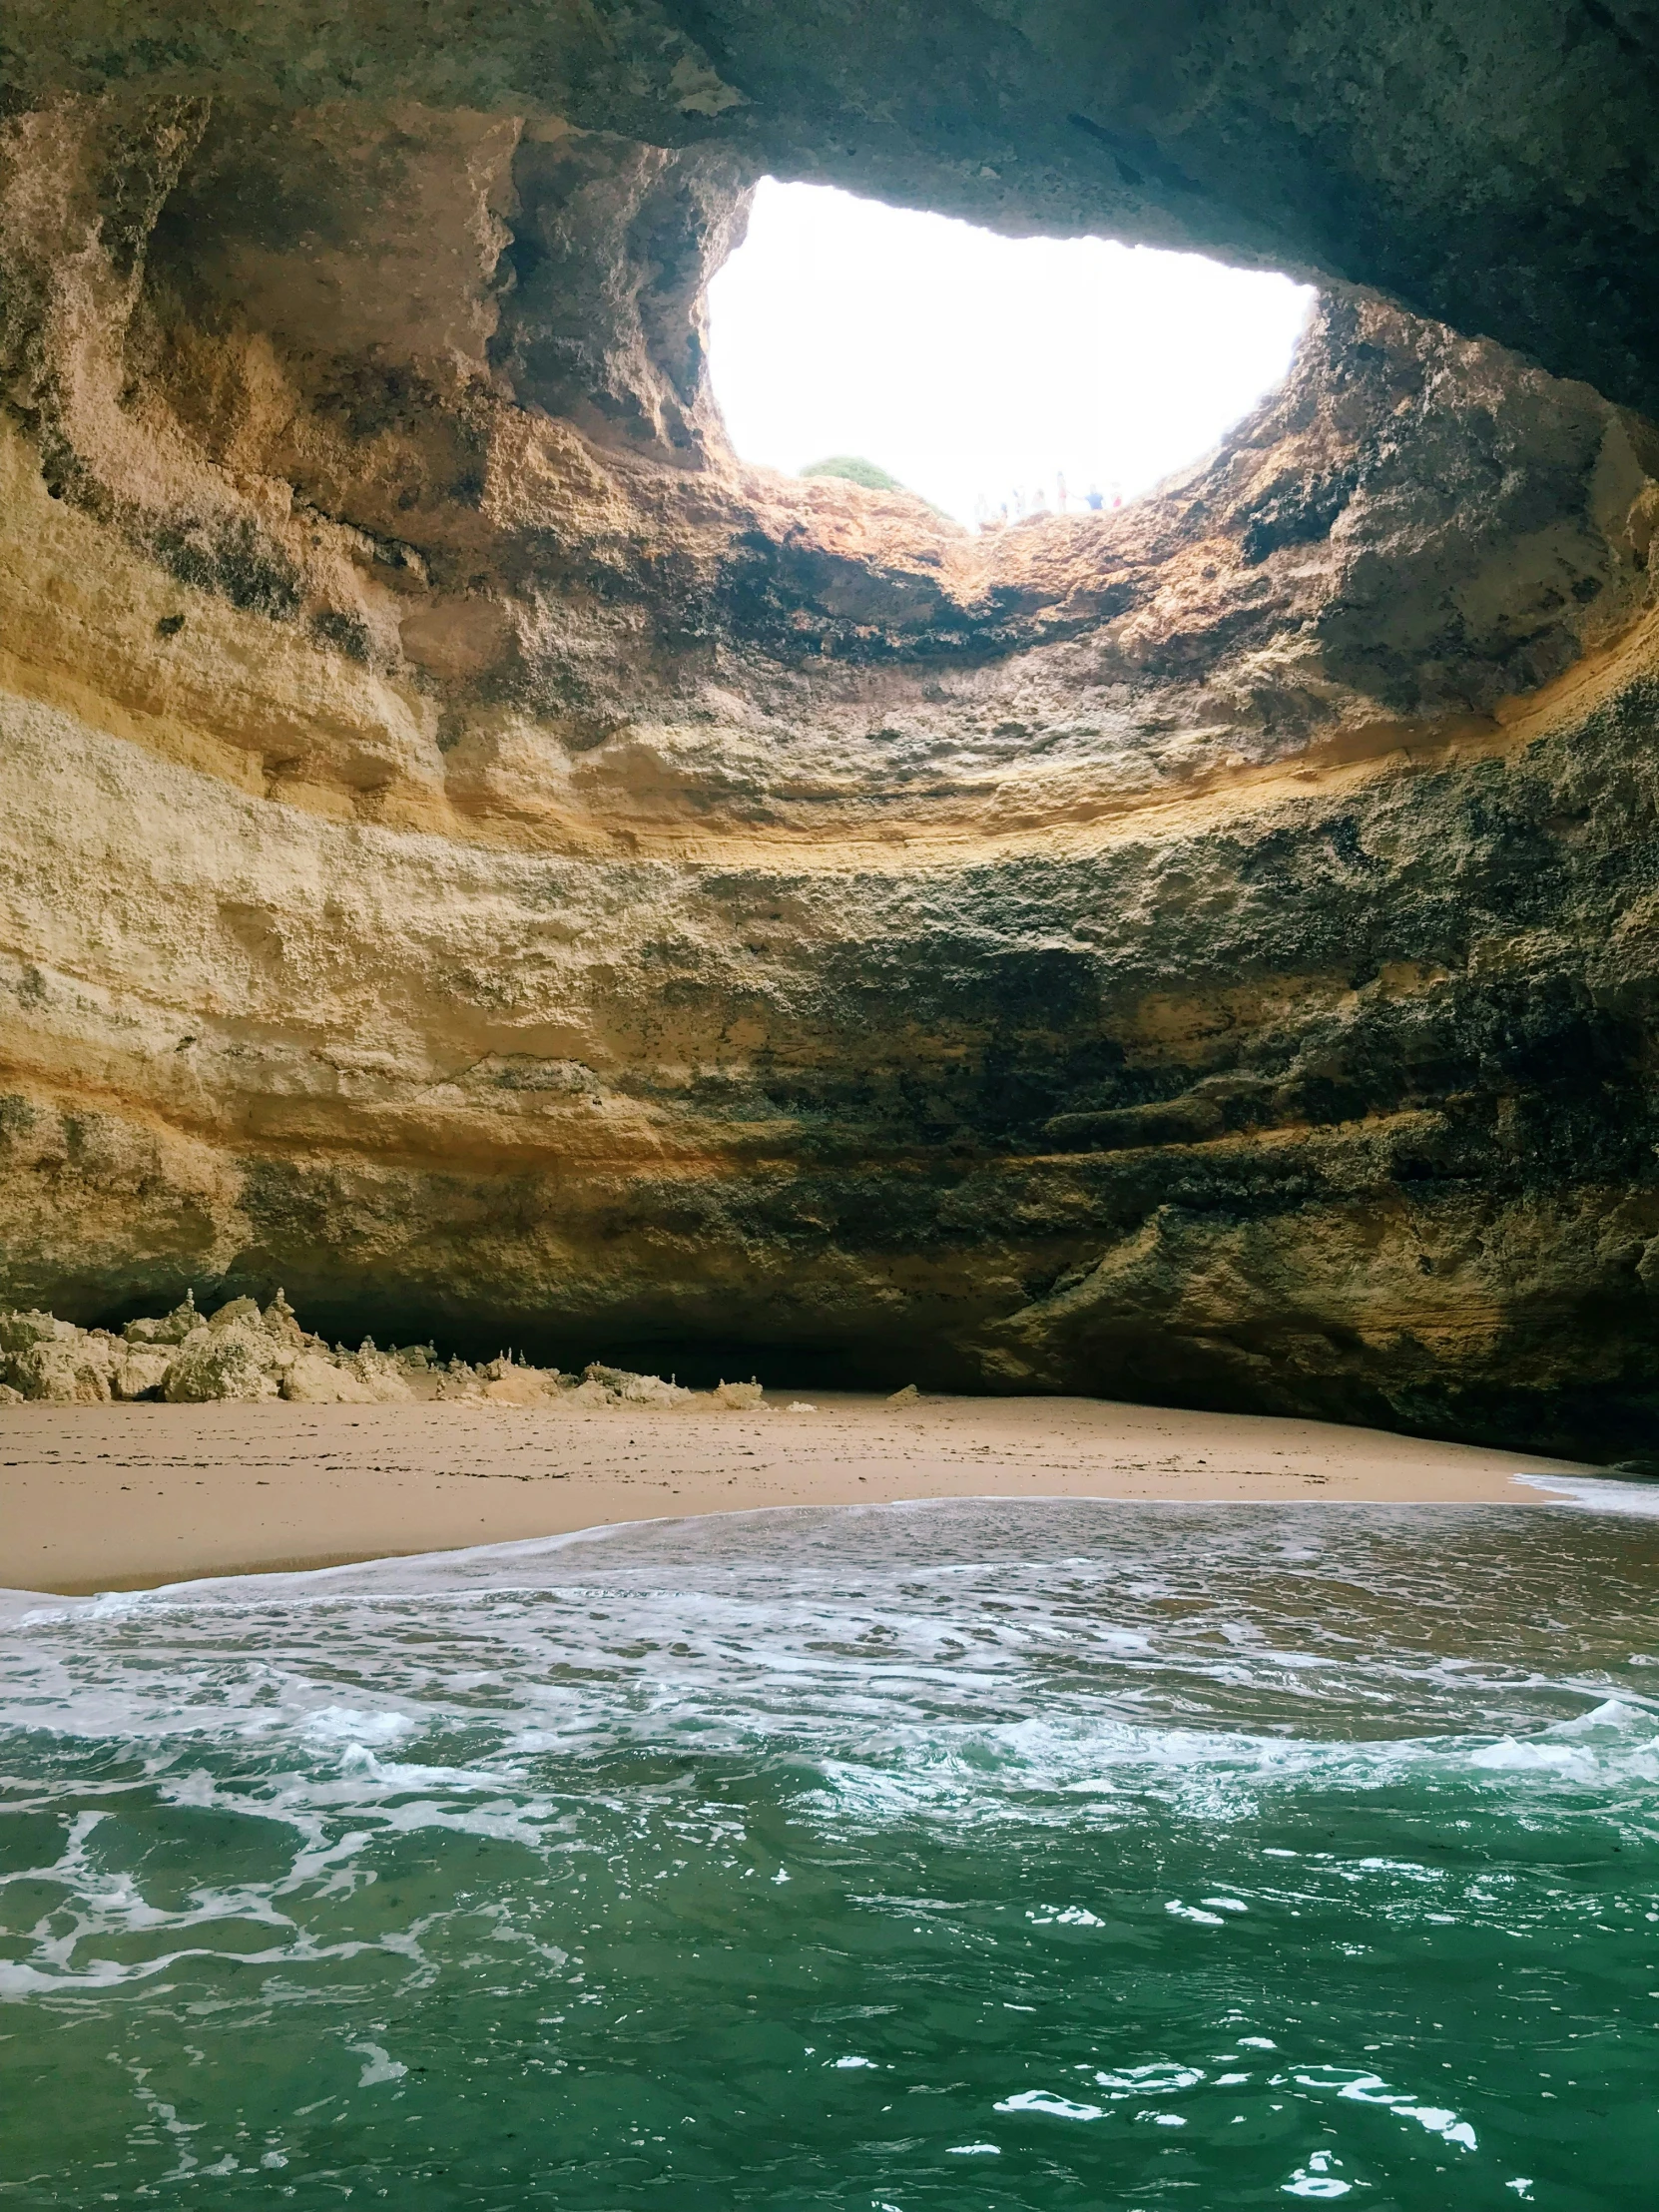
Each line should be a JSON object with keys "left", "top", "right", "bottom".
{"left": 708, "top": 179, "right": 1315, "bottom": 530}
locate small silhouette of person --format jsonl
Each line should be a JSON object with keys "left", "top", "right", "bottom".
{"left": 1084, "top": 484, "right": 1105, "bottom": 511}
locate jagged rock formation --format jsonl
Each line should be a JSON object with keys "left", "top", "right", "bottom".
{"left": 3, "top": 23, "right": 1659, "bottom": 1456}
{"left": 0, "top": 1293, "right": 719, "bottom": 1408}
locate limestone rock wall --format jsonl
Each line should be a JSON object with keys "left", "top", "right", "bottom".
{"left": 3, "top": 66, "right": 1659, "bottom": 1455}
{"left": 8, "top": 4, "right": 1659, "bottom": 417}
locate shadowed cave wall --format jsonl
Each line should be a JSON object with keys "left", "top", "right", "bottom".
{"left": 4, "top": 8, "right": 1659, "bottom": 1453}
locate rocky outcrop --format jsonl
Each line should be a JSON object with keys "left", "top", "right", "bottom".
{"left": 0, "top": 1293, "right": 703, "bottom": 1408}
{"left": 2, "top": 42, "right": 1659, "bottom": 1457}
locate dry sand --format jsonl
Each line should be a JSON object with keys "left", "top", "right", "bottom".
{"left": 0, "top": 1391, "right": 1597, "bottom": 1594}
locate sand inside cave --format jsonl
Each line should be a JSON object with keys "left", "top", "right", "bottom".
{"left": 0, "top": 1392, "right": 1597, "bottom": 1595}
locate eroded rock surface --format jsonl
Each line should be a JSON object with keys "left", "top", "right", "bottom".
{"left": 2, "top": 44, "right": 1659, "bottom": 1456}
{"left": 8, "top": 4, "right": 1659, "bottom": 417}
{"left": 0, "top": 1294, "right": 701, "bottom": 1409}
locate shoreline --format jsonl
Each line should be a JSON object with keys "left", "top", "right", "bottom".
{"left": 0, "top": 1391, "right": 1600, "bottom": 1597}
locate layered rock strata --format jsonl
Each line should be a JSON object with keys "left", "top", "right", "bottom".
{"left": 3, "top": 86, "right": 1659, "bottom": 1455}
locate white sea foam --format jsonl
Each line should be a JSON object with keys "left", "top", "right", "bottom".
{"left": 1, "top": 1499, "right": 1654, "bottom": 2016}
{"left": 1513, "top": 1473, "right": 1659, "bottom": 1515}
{"left": 5, "top": 1507, "right": 1657, "bottom": 1805}
{"left": 0, "top": 1499, "right": 1651, "bottom": 2212}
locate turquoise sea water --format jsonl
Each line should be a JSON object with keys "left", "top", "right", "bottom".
{"left": 2, "top": 1498, "right": 1657, "bottom": 2210}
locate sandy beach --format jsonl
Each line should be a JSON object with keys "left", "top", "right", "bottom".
{"left": 0, "top": 1391, "right": 1597, "bottom": 1594}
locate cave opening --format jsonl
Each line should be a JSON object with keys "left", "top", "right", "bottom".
{"left": 707, "top": 178, "right": 1314, "bottom": 527}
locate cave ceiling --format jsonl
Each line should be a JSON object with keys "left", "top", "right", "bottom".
{"left": 6, "top": 0, "right": 1659, "bottom": 412}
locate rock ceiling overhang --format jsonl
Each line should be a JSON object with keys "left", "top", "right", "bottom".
{"left": 5, "top": 0, "right": 1659, "bottom": 414}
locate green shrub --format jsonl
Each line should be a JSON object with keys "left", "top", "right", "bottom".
{"left": 799, "top": 454, "right": 904, "bottom": 491}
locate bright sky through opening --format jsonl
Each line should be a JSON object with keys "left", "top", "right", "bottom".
{"left": 708, "top": 181, "right": 1315, "bottom": 529}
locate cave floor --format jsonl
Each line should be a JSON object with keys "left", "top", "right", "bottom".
{"left": 0, "top": 1394, "right": 1597, "bottom": 1595}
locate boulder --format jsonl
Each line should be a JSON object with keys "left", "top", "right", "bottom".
{"left": 433, "top": 1363, "right": 487, "bottom": 1403}
{"left": 110, "top": 1346, "right": 174, "bottom": 1400}
{"left": 343, "top": 1345, "right": 415, "bottom": 1403}
{"left": 125, "top": 1293, "right": 203, "bottom": 1347}
{"left": 0, "top": 1313, "right": 117, "bottom": 1401}
{"left": 6, "top": 1337, "right": 114, "bottom": 1402}
{"left": 163, "top": 1322, "right": 283, "bottom": 1402}
{"left": 207, "top": 1297, "right": 264, "bottom": 1331}
{"left": 559, "top": 1378, "right": 614, "bottom": 1408}
{"left": 280, "top": 1353, "right": 377, "bottom": 1404}
{"left": 0, "top": 1309, "right": 70, "bottom": 1354}
{"left": 482, "top": 1367, "right": 557, "bottom": 1406}
{"left": 578, "top": 1363, "right": 693, "bottom": 1407}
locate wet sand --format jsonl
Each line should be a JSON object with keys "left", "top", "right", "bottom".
{"left": 0, "top": 1391, "right": 1596, "bottom": 1594}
